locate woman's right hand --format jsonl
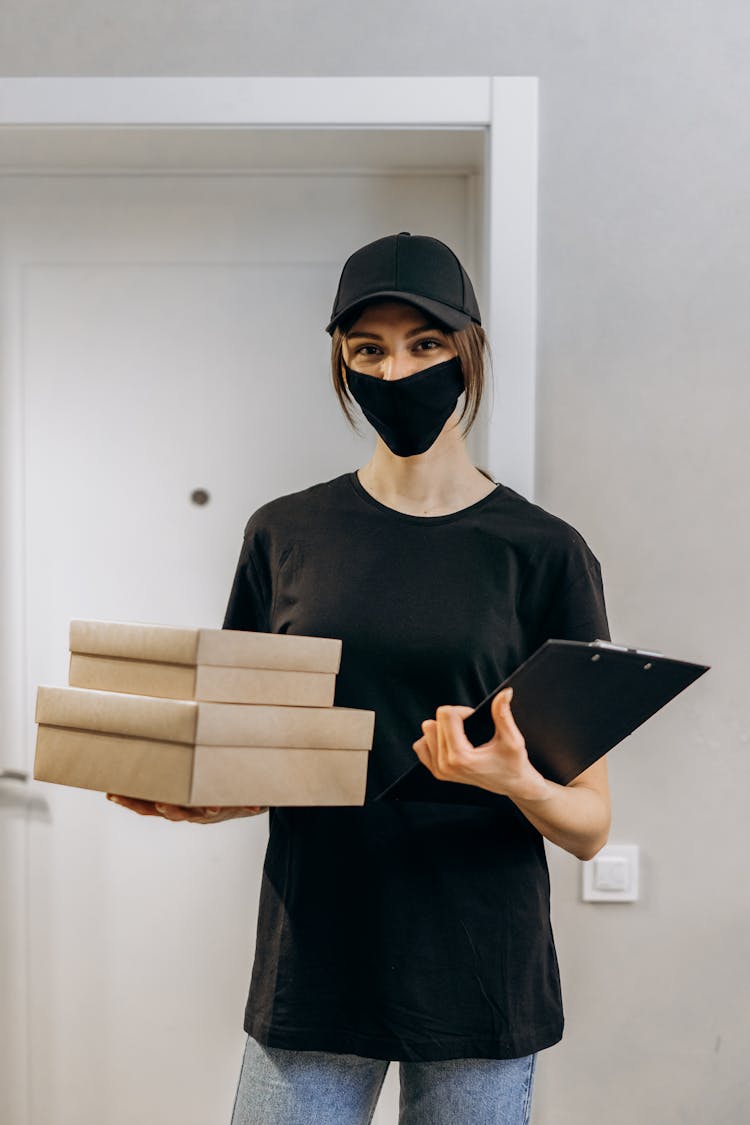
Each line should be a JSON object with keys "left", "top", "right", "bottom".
{"left": 105, "top": 794, "right": 269, "bottom": 823}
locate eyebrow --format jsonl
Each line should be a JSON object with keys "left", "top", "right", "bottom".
{"left": 346, "top": 323, "right": 445, "bottom": 341}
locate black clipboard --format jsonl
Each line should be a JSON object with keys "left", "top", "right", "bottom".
{"left": 377, "top": 639, "right": 710, "bottom": 807}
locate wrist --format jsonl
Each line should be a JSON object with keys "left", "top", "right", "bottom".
{"left": 503, "top": 765, "right": 556, "bottom": 804}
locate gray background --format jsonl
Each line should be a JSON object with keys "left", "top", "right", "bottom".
{"left": 2, "top": 3, "right": 747, "bottom": 1122}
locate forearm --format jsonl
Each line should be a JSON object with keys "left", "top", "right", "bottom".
{"left": 505, "top": 774, "right": 611, "bottom": 861}
{"left": 416, "top": 696, "right": 611, "bottom": 861}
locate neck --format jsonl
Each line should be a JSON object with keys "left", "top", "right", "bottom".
{"left": 357, "top": 416, "right": 494, "bottom": 511}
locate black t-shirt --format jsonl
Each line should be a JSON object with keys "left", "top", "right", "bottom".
{"left": 222, "top": 470, "right": 611, "bottom": 1062}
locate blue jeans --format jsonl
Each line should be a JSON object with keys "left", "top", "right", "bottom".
{"left": 230, "top": 1034, "right": 537, "bottom": 1125}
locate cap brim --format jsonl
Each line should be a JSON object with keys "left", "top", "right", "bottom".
{"left": 325, "top": 291, "right": 474, "bottom": 335}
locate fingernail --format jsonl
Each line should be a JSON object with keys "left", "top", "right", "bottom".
{"left": 108, "top": 795, "right": 121, "bottom": 804}
{"left": 206, "top": 808, "right": 220, "bottom": 815}
{"left": 505, "top": 687, "right": 514, "bottom": 702}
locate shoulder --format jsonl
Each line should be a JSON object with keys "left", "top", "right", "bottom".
{"left": 491, "top": 482, "right": 604, "bottom": 582}
{"left": 242, "top": 473, "right": 349, "bottom": 541}
{"left": 491, "top": 487, "right": 610, "bottom": 638}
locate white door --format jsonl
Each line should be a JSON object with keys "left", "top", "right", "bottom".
{"left": 0, "top": 160, "right": 485, "bottom": 1125}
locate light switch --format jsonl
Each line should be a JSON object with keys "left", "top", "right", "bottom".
{"left": 582, "top": 844, "right": 639, "bottom": 902}
{"left": 594, "top": 855, "right": 628, "bottom": 891}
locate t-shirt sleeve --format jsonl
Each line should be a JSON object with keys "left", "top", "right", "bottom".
{"left": 521, "top": 525, "right": 611, "bottom": 648}
{"left": 542, "top": 557, "right": 611, "bottom": 643}
{"left": 221, "top": 514, "right": 273, "bottom": 633}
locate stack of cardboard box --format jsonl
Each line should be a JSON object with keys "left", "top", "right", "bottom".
{"left": 34, "top": 620, "right": 375, "bottom": 806}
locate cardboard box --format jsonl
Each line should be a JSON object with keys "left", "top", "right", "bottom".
{"left": 34, "top": 725, "right": 371, "bottom": 806}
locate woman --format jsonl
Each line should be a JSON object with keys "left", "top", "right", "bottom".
{"left": 109, "top": 232, "right": 612, "bottom": 1124}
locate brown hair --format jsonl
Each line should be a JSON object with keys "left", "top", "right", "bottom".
{"left": 329, "top": 304, "right": 494, "bottom": 454}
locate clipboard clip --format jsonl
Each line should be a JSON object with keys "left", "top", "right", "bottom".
{"left": 589, "top": 639, "right": 665, "bottom": 658}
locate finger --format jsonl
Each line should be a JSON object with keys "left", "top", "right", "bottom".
{"left": 429, "top": 708, "right": 457, "bottom": 775}
{"left": 490, "top": 688, "right": 526, "bottom": 745}
{"left": 412, "top": 735, "right": 429, "bottom": 763}
{"left": 419, "top": 719, "right": 437, "bottom": 751}
{"left": 189, "top": 805, "right": 265, "bottom": 822}
{"left": 106, "top": 794, "right": 162, "bottom": 817}
{"left": 418, "top": 720, "right": 441, "bottom": 766}
{"left": 193, "top": 806, "right": 265, "bottom": 823}
{"left": 491, "top": 688, "right": 515, "bottom": 723}
{"left": 154, "top": 803, "right": 194, "bottom": 820}
{"left": 435, "top": 705, "right": 472, "bottom": 753}
{"left": 190, "top": 808, "right": 226, "bottom": 823}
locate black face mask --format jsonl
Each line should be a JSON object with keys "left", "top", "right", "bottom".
{"left": 343, "top": 355, "right": 465, "bottom": 457}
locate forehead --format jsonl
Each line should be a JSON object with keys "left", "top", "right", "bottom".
{"left": 346, "top": 299, "right": 444, "bottom": 334}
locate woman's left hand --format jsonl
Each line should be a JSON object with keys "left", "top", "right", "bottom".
{"left": 412, "top": 688, "right": 552, "bottom": 802}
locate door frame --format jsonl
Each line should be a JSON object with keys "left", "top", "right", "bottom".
{"left": 0, "top": 75, "right": 537, "bottom": 1125}
{"left": 0, "top": 75, "right": 538, "bottom": 494}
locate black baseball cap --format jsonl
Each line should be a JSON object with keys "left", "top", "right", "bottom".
{"left": 325, "top": 231, "right": 482, "bottom": 336}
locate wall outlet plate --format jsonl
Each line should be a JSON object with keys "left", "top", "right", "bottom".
{"left": 581, "top": 843, "right": 639, "bottom": 902}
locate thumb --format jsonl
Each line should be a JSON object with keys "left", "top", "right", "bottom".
{"left": 491, "top": 687, "right": 514, "bottom": 721}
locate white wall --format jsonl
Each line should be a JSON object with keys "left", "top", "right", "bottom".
{"left": 1, "top": 4, "right": 747, "bottom": 1122}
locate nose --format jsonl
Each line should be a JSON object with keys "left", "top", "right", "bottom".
{"left": 382, "top": 351, "right": 416, "bottom": 381}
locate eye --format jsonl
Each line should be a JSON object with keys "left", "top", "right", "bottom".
{"left": 353, "top": 345, "right": 382, "bottom": 357}
{"left": 414, "top": 338, "right": 444, "bottom": 351}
